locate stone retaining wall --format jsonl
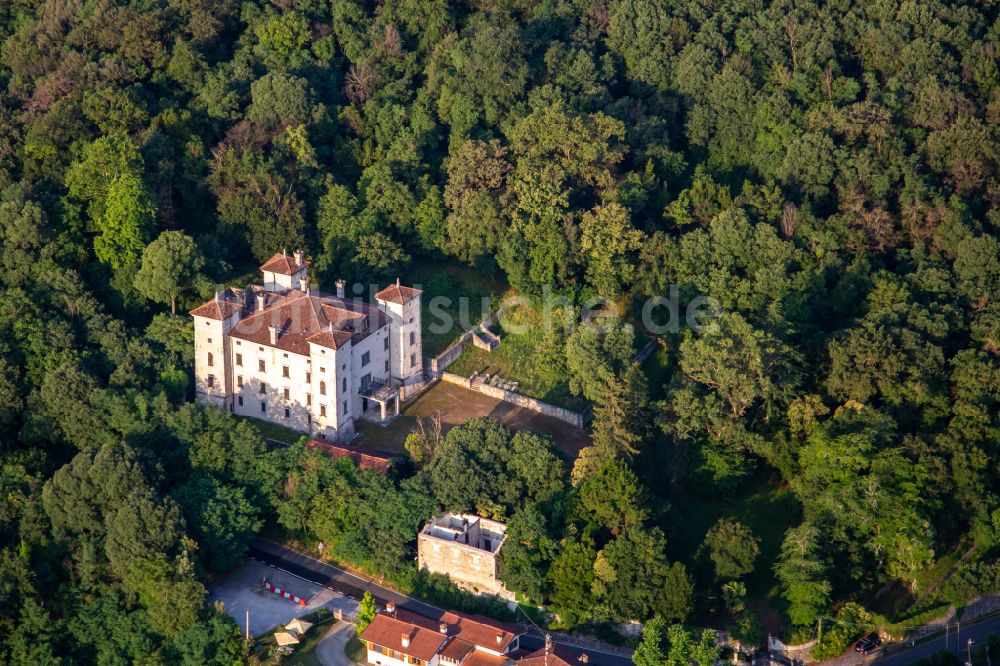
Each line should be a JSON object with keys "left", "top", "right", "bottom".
{"left": 441, "top": 372, "right": 586, "bottom": 428}
{"left": 427, "top": 314, "right": 496, "bottom": 374}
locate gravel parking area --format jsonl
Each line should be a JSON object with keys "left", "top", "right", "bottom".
{"left": 208, "top": 559, "right": 359, "bottom": 637}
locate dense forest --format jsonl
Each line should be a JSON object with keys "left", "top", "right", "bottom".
{"left": 0, "top": 0, "right": 998, "bottom": 663}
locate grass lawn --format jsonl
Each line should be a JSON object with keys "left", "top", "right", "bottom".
{"left": 448, "top": 301, "right": 585, "bottom": 410}
{"left": 252, "top": 611, "right": 334, "bottom": 665}
{"left": 235, "top": 414, "right": 307, "bottom": 445}
{"left": 408, "top": 256, "right": 508, "bottom": 357}
{"left": 667, "top": 470, "right": 802, "bottom": 603}
{"left": 345, "top": 634, "right": 367, "bottom": 663}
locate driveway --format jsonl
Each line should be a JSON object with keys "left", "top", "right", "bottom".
{"left": 316, "top": 622, "right": 361, "bottom": 666}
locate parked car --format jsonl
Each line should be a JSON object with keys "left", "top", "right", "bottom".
{"left": 855, "top": 633, "right": 882, "bottom": 655}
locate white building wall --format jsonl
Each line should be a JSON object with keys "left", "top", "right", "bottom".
{"left": 349, "top": 324, "right": 393, "bottom": 417}
{"left": 377, "top": 296, "right": 423, "bottom": 385}
{"left": 194, "top": 315, "right": 232, "bottom": 409}
{"left": 366, "top": 649, "right": 440, "bottom": 666}
{"left": 262, "top": 268, "right": 306, "bottom": 292}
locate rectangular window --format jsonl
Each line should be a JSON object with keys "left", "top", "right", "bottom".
{"left": 410, "top": 353, "right": 417, "bottom": 368}
{"left": 236, "top": 353, "right": 243, "bottom": 366}
{"left": 306, "top": 372, "right": 311, "bottom": 383}
{"left": 385, "top": 360, "right": 390, "bottom": 372}
{"left": 284, "top": 407, "right": 290, "bottom": 418}
{"left": 237, "top": 375, "right": 243, "bottom": 387}
{"left": 306, "top": 393, "right": 311, "bottom": 406}
{"left": 361, "top": 351, "right": 370, "bottom": 367}
{"left": 383, "top": 337, "right": 389, "bottom": 351}
{"left": 238, "top": 396, "right": 243, "bottom": 406}
{"left": 342, "top": 378, "right": 347, "bottom": 393}
{"left": 282, "top": 365, "right": 289, "bottom": 378}
{"left": 320, "top": 405, "right": 327, "bottom": 417}
{"left": 361, "top": 373, "right": 371, "bottom": 387}
{"left": 261, "top": 402, "right": 266, "bottom": 413}
{"left": 207, "top": 354, "right": 214, "bottom": 367}
{"left": 207, "top": 375, "right": 215, "bottom": 387}
{"left": 283, "top": 388, "right": 290, "bottom": 400}
{"left": 342, "top": 400, "right": 348, "bottom": 415}
{"left": 258, "top": 359, "right": 265, "bottom": 372}
{"left": 259, "top": 382, "right": 266, "bottom": 394}
{"left": 409, "top": 331, "right": 415, "bottom": 345}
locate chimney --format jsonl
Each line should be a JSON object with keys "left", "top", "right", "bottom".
{"left": 300, "top": 277, "right": 308, "bottom": 293}
{"left": 256, "top": 292, "right": 266, "bottom": 311}
{"left": 439, "top": 622, "right": 448, "bottom": 635}
{"left": 293, "top": 249, "right": 303, "bottom": 266}
{"left": 396, "top": 276, "right": 401, "bottom": 287}
{"left": 401, "top": 633, "right": 411, "bottom": 649}
{"left": 336, "top": 279, "right": 346, "bottom": 299}
{"left": 579, "top": 655, "right": 589, "bottom": 664}
{"left": 269, "top": 325, "right": 278, "bottom": 345}
{"left": 386, "top": 600, "right": 396, "bottom": 616}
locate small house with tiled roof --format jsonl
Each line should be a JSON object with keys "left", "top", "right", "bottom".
{"left": 516, "top": 637, "right": 591, "bottom": 666}
{"left": 190, "top": 250, "right": 424, "bottom": 442}
{"left": 360, "top": 603, "right": 522, "bottom": 666}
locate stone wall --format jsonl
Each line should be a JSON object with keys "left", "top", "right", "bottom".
{"left": 441, "top": 372, "right": 586, "bottom": 428}
{"left": 427, "top": 315, "right": 496, "bottom": 375}
{"left": 417, "top": 531, "right": 513, "bottom": 600}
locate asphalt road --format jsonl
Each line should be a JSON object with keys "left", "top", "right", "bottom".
{"left": 248, "top": 538, "right": 634, "bottom": 666}
{"left": 873, "top": 615, "right": 1000, "bottom": 666}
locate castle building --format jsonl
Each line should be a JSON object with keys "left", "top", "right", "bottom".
{"left": 190, "top": 250, "right": 423, "bottom": 442}
{"left": 417, "top": 514, "right": 515, "bottom": 601}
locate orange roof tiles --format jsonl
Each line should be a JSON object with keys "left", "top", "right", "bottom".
{"left": 226, "top": 289, "right": 388, "bottom": 355}
{"left": 260, "top": 252, "right": 310, "bottom": 275}
{"left": 393, "top": 609, "right": 520, "bottom": 654}
{"left": 375, "top": 282, "right": 422, "bottom": 305}
{"left": 190, "top": 288, "right": 246, "bottom": 320}
{"left": 360, "top": 614, "right": 447, "bottom": 661}
{"left": 517, "top": 644, "right": 589, "bottom": 666}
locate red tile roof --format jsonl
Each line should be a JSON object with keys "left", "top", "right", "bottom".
{"left": 190, "top": 289, "right": 246, "bottom": 320}
{"left": 465, "top": 650, "right": 513, "bottom": 666}
{"left": 393, "top": 608, "right": 520, "bottom": 654}
{"left": 260, "top": 252, "right": 311, "bottom": 275}
{"left": 360, "top": 614, "right": 447, "bottom": 661}
{"left": 227, "top": 289, "right": 388, "bottom": 355}
{"left": 375, "top": 282, "right": 422, "bottom": 305}
{"left": 440, "top": 639, "right": 475, "bottom": 661}
{"left": 517, "top": 644, "right": 590, "bottom": 666}
{"left": 306, "top": 439, "right": 394, "bottom": 474}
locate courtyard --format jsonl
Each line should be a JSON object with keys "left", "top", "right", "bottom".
{"left": 354, "top": 379, "right": 591, "bottom": 458}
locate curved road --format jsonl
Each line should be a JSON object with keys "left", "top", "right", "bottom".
{"left": 872, "top": 615, "right": 1000, "bottom": 666}
{"left": 248, "top": 538, "right": 634, "bottom": 666}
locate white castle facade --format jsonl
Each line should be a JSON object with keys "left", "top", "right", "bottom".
{"left": 190, "top": 251, "right": 423, "bottom": 442}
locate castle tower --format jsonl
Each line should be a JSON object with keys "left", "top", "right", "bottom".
{"left": 259, "top": 250, "right": 310, "bottom": 292}
{"left": 190, "top": 291, "right": 243, "bottom": 410}
{"left": 375, "top": 279, "right": 423, "bottom": 385}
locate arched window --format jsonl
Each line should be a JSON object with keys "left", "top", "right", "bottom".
{"left": 207, "top": 352, "right": 214, "bottom": 367}
{"left": 320, "top": 381, "right": 327, "bottom": 396}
